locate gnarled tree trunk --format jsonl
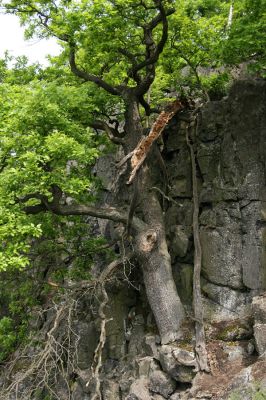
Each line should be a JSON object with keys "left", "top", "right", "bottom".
{"left": 124, "top": 96, "right": 185, "bottom": 343}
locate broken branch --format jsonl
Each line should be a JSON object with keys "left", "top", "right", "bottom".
{"left": 127, "top": 100, "right": 184, "bottom": 184}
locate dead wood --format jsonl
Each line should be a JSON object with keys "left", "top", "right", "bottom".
{"left": 127, "top": 100, "right": 184, "bottom": 184}
{"left": 186, "top": 124, "right": 210, "bottom": 372}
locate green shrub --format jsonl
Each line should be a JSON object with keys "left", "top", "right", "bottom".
{"left": 0, "top": 316, "right": 17, "bottom": 362}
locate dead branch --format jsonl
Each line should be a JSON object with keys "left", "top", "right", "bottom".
{"left": 186, "top": 124, "right": 209, "bottom": 373}
{"left": 46, "top": 254, "right": 134, "bottom": 292}
{"left": 227, "top": 4, "right": 234, "bottom": 30}
{"left": 89, "top": 120, "right": 125, "bottom": 145}
{"left": 151, "top": 186, "right": 182, "bottom": 206}
{"left": 85, "top": 255, "right": 134, "bottom": 398}
{"left": 0, "top": 299, "right": 79, "bottom": 400}
{"left": 127, "top": 100, "right": 184, "bottom": 184}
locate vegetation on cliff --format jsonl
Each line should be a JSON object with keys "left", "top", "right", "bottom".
{"left": 0, "top": 0, "right": 265, "bottom": 397}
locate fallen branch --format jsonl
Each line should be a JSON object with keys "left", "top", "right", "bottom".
{"left": 186, "top": 125, "right": 209, "bottom": 373}
{"left": 127, "top": 99, "right": 184, "bottom": 184}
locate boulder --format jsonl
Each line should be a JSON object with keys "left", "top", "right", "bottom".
{"left": 171, "top": 226, "right": 189, "bottom": 258}
{"left": 172, "top": 348, "right": 198, "bottom": 369}
{"left": 253, "top": 324, "right": 266, "bottom": 356}
{"left": 201, "top": 281, "right": 250, "bottom": 312}
{"left": 102, "top": 380, "right": 120, "bottom": 400}
{"left": 149, "top": 370, "right": 177, "bottom": 398}
{"left": 159, "top": 345, "right": 196, "bottom": 383}
{"left": 142, "top": 335, "right": 159, "bottom": 359}
{"left": 126, "top": 378, "right": 152, "bottom": 400}
{"left": 135, "top": 356, "right": 160, "bottom": 377}
{"left": 201, "top": 228, "right": 243, "bottom": 289}
{"left": 252, "top": 295, "right": 266, "bottom": 323}
{"left": 252, "top": 295, "right": 266, "bottom": 356}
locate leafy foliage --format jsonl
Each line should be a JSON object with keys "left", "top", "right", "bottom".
{"left": 0, "top": 317, "right": 17, "bottom": 362}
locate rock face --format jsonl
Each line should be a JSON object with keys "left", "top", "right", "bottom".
{"left": 252, "top": 294, "right": 266, "bottom": 356}
{"left": 97, "top": 79, "right": 265, "bottom": 399}
{"left": 1, "top": 79, "right": 266, "bottom": 400}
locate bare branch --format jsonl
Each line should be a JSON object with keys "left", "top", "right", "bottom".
{"left": 21, "top": 193, "right": 145, "bottom": 232}
{"left": 89, "top": 120, "right": 125, "bottom": 144}
{"left": 133, "top": 2, "right": 175, "bottom": 96}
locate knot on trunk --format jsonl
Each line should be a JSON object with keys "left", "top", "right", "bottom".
{"left": 138, "top": 229, "right": 157, "bottom": 253}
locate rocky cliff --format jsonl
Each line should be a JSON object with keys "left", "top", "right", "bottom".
{"left": 1, "top": 79, "right": 265, "bottom": 400}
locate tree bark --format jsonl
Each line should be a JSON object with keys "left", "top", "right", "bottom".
{"left": 123, "top": 94, "right": 185, "bottom": 343}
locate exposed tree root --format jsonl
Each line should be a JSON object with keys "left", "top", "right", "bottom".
{"left": 186, "top": 124, "right": 210, "bottom": 373}
{"left": 87, "top": 282, "right": 109, "bottom": 400}
{"left": 86, "top": 255, "right": 134, "bottom": 399}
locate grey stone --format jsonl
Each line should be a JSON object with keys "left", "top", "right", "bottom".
{"left": 253, "top": 324, "right": 266, "bottom": 356}
{"left": 201, "top": 281, "right": 249, "bottom": 312}
{"left": 197, "top": 143, "right": 221, "bottom": 183}
{"left": 201, "top": 228, "right": 243, "bottom": 289}
{"left": 142, "top": 335, "right": 159, "bottom": 359}
{"left": 149, "top": 370, "right": 177, "bottom": 398}
{"left": 242, "top": 231, "right": 264, "bottom": 290}
{"left": 172, "top": 348, "right": 197, "bottom": 369}
{"left": 202, "top": 296, "right": 252, "bottom": 325}
{"left": 169, "top": 179, "right": 192, "bottom": 198}
{"left": 127, "top": 378, "right": 152, "bottom": 400}
{"left": 120, "top": 374, "right": 135, "bottom": 398}
{"left": 173, "top": 264, "right": 193, "bottom": 305}
{"left": 128, "top": 314, "right": 146, "bottom": 357}
{"left": 219, "top": 359, "right": 266, "bottom": 399}
{"left": 165, "top": 121, "right": 187, "bottom": 152}
{"left": 102, "top": 380, "right": 120, "bottom": 400}
{"left": 252, "top": 295, "right": 266, "bottom": 324}
{"left": 246, "top": 341, "right": 255, "bottom": 355}
{"left": 159, "top": 345, "right": 196, "bottom": 383}
{"left": 171, "top": 226, "right": 189, "bottom": 258}
{"left": 153, "top": 395, "right": 168, "bottom": 400}
{"left": 75, "top": 321, "right": 98, "bottom": 370}
{"left": 223, "top": 343, "right": 246, "bottom": 362}
{"left": 135, "top": 357, "right": 160, "bottom": 377}
{"left": 252, "top": 296, "right": 266, "bottom": 355}
{"left": 105, "top": 288, "right": 137, "bottom": 360}
{"left": 165, "top": 201, "right": 193, "bottom": 230}
{"left": 170, "top": 393, "right": 182, "bottom": 400}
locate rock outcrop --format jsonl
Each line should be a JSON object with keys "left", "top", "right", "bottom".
{"left": 1, "top": 79, "right": 265, "bottom": 400}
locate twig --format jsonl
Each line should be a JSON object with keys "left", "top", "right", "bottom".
{"left": 151, "top": 186, "right": 182, "bottom": 206}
